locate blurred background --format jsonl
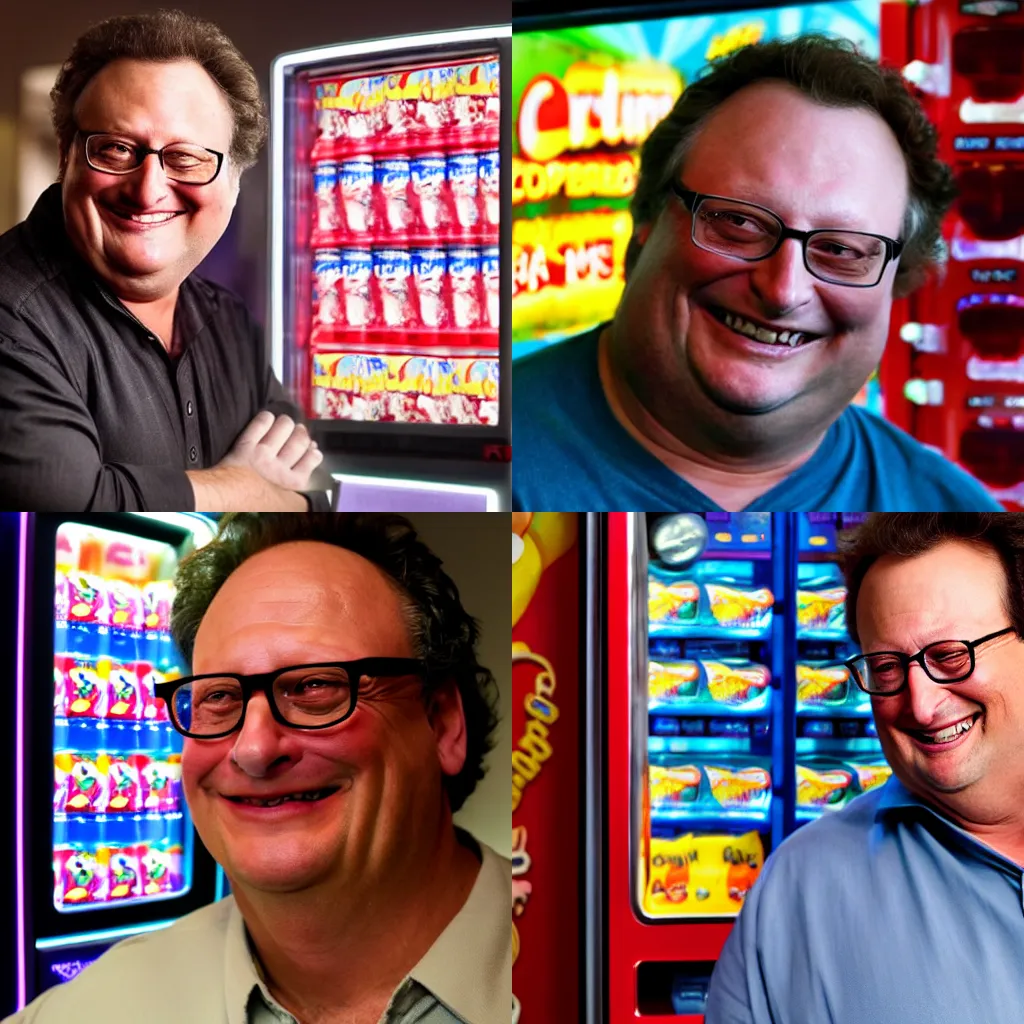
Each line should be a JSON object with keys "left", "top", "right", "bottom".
{"left": 512, "top": 0, "right": 1024, "bottom": 512}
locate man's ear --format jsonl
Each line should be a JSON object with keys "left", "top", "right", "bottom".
{"left": 427, "top": 680, "right": 468, "bottom": 782}
{"left": 635, "top": 222, "right": 652, "bottom": 246}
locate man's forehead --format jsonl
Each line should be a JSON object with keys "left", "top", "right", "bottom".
{"left": 74, "top": 58, "right": 233, "bottom": 141}
{"left": 222, "top": 542, "right": 403, "bottom": 602}
{"left": 193, "top": 543, "right": 411, "bottom": 664}
{"left": 680, "top": 80, "right": 907, "bottom": 232}
{"left": 857, "top": 543, "right": 1006, "bottom": 635}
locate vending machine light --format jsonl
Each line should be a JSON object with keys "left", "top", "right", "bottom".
{"left": 952, "top": 24, "right": 1024, "bottom": 100}
{"left": 960, "top": 421, "right": 1024, "bottom": 484}
{"left": 957, "top": 293, "right": 1024, "bottom": 358}
{"left": 956, "top": 163, "right": 1024, "bottom": 239}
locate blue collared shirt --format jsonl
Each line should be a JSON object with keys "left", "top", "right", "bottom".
{"left": 705, "top": 777, "right": 1024, "bottom": 1024}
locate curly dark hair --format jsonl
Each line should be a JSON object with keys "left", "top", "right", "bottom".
{"left": 170, "top": 513, "right": 500, "bottom": 813}
{"left": 839, "top": 513, "right": 1024, "bottom": 645}
{"left": 627, "top": 34, "right": 958, "bottom": 299}
{"left": 51, "top": 8, "right": 268, "bottom": 180}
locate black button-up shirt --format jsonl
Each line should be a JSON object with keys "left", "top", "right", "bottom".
{"left": 0, "top": 183, "right": 302, "bottom": 511}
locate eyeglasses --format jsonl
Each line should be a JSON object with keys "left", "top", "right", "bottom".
{"left": 670, "top": 181, "right": 904, "bottom": 288}
{"left": 78, "top": 130, "right": 224, "bottom": 186}
{"left": 844, "top": 627, "right": 1015, "bottom": 696}
{"left": 152, "top": 659, "right": 426, "bottom": 739}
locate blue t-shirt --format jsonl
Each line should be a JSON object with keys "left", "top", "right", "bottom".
{"left": 512, "top": 328, "right": 1002, "bottom": 511}
{"left": 705, "top": 777, "right": 1024, "bottom": 1024}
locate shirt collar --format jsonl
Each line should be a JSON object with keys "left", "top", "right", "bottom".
{"left": 221, "top": 830, "right": 512, "bottom": 1024}
{"left": 408, "top": 831, "right": 511, "bottom": 1024}
{"left": 873, "top": 774, "right": 1023, "bottom": 876}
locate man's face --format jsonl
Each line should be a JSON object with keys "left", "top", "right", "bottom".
{"left": 616, "top": 81, "right": 908, "bottom": 446}
{"left": 61, "top": 59, "right": 241, "bottom": 303}
{"left": 857, "top": 540, "right": 1024, "bottom": 814}
{"left": 181, "top": 541, "right": 465, "bottom": 896}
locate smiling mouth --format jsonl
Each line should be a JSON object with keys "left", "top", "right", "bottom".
{"left": 708, "top": 305, "right": 825, "bottom": 348}
{"left": 224, "top": 786, "right": 341, "bottom": 808}
{"left": 106, "top": 206, "right": 185, "bottom": 225}
{"left": 909, "top": 712, "right": 981, "bottom": 746}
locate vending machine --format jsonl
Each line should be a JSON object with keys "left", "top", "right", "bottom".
{"left": 270, "top": 26, "right": 511, "bottom": 511}
{"left": 0, "top": 513, "right": 224, "bottom": 1015}
{"left": 510, "top": 511, "right": 893, "bottom": 1024}
{"left": 604, "top": 512, "right": 888, "bottom": 1023}
{"left": 892, "top": 0, "right": 1024, "bottom": 508}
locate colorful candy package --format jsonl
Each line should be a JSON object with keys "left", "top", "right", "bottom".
{"left": 54, "top": 845, "right": 106, "bottom": 905}
{"left": 649, "top": 764, "right": 702, "bottom": 812}
{"left": 141, "top": 837, "right": 184, "bottom": 896}
{"left": 66, "top": 573, "right": 109, "bottom": 624}
{"left": 107, "top": 664, "right": 143, "bottom": 720}
{"left": 106, "top": 756, "right": 145, "bottom": 813}
{"left": 796, "top": 587, "right": 848, "bottom": 633}
{"left": 688, "top": 832, "right": 764, "bottom": 914}
{"left": 645, "top": 831, "right": 764, "bottom": 917}
{"left": 648, "top": 579, "right": 700, "bottom": 625}
{"left": 850, "top": 761, "right": 893, "bottom": 794}
{"left": 648, "top": 661, "right": 700, "bottom": 705}
{"left": 142, "top": 756, "right": 182, "bottom": 813}
{"left": 645, "top": 833, "right": 695, "bottom": 914}
{"left": 705, "top": 584, "right": 774, "bottom": 629}
{"left": 106, "top": 844, "right": 143, "bottom": 900}
{"left": 796, "top": 763, "right": 855, "bottom": 811}
{"left": 62, "top": 754, "right": 109, "bottom": 813}
{"left": 141, "top": 581, "right": 174, "bottom": 631}
{"left": 796, "top": 662, "right": 851, "bottom": 707}
{"left": 58, "top": 657, "right": 110, "bottom": 718}
{"left": 701, "top": 660, "right": 771, "bottom": 707}
{"left": 705, "top": 765, "right": 772, "bottom": 811}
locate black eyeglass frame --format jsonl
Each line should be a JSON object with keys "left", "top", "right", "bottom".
{"left": 77, "top": 129, "right": 225, "bottom": 186}
{"left": 153, "top": 657, "right": 427, "bottom": 739}
{"left": 843, "top": 626, "right": 1016, "bottom": 696}
{"left": 670, "top": 181, "right": 905, "bottom": 288}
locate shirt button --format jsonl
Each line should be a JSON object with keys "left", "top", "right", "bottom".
{"left": 189, "top": 446, "right": 197, "bottom": 462}
{"left": 186, "top": 401, "right": 194, "bottom": 416}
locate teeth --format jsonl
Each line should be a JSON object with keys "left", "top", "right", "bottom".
{"left": 237, "top": 788, "right": 332, "bottom": 806}
{"left": 116, "top": 210, "right": 179, "bottom": 223}
{"left": 920, "top": 716, "right": 976, "bottom": 744}
{"left": 719, "top": 309, "right": 808, "bottom": 347}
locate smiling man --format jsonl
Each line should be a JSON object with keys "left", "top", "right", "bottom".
{"left": 4, "top": 513, "right": 509, "bottom": 1024}
{"left": 513, "top": 35, "right": 1002, "bottom": 512}
{"left": 705, "top": 513, "right": 1024, "bottom": 1024}
{"left": 0, "top": 10, "right": 325, "bottom": 511}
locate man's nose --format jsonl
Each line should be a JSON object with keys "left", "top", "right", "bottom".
{"left": 903, "top": 661, "right": 954, "bottom": 724}
{"left": 748, "top": 237, "right": 816, "bottom": 316}
{"left": 229, "top": 693, "right": 291, "bottom": 777}
{"left": 121, "top": 151, "right": 175, "bottom": 207}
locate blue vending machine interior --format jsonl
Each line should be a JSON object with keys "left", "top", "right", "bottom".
{"left": 634, "top": 512, "right": 896, "bottom": 1017}
{"left": 6, "top": 513, "right": 227, "bottom": 1012}
{"left": 642, "top": 514, "right": 786, "bottom": 933}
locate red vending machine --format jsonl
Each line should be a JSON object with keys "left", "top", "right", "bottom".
{"left": 270, "top": 27, "right": 510, "bottom": 510}
{"left": 511, "top": 513, "right": 600, "bottom": 1024}
{"left": 888, "top": 0, "right": 1024, "bottom": 508}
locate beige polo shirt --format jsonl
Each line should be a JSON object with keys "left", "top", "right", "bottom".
{"left": 5, "top": 835, "right": 510, "bottom": 1024}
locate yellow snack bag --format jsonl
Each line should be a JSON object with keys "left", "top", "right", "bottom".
{"left": 645, "top": 833, "right": 695, "bottom": 915}
{"left": 687, "top": 832, "right": 765, "bottom": 916}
